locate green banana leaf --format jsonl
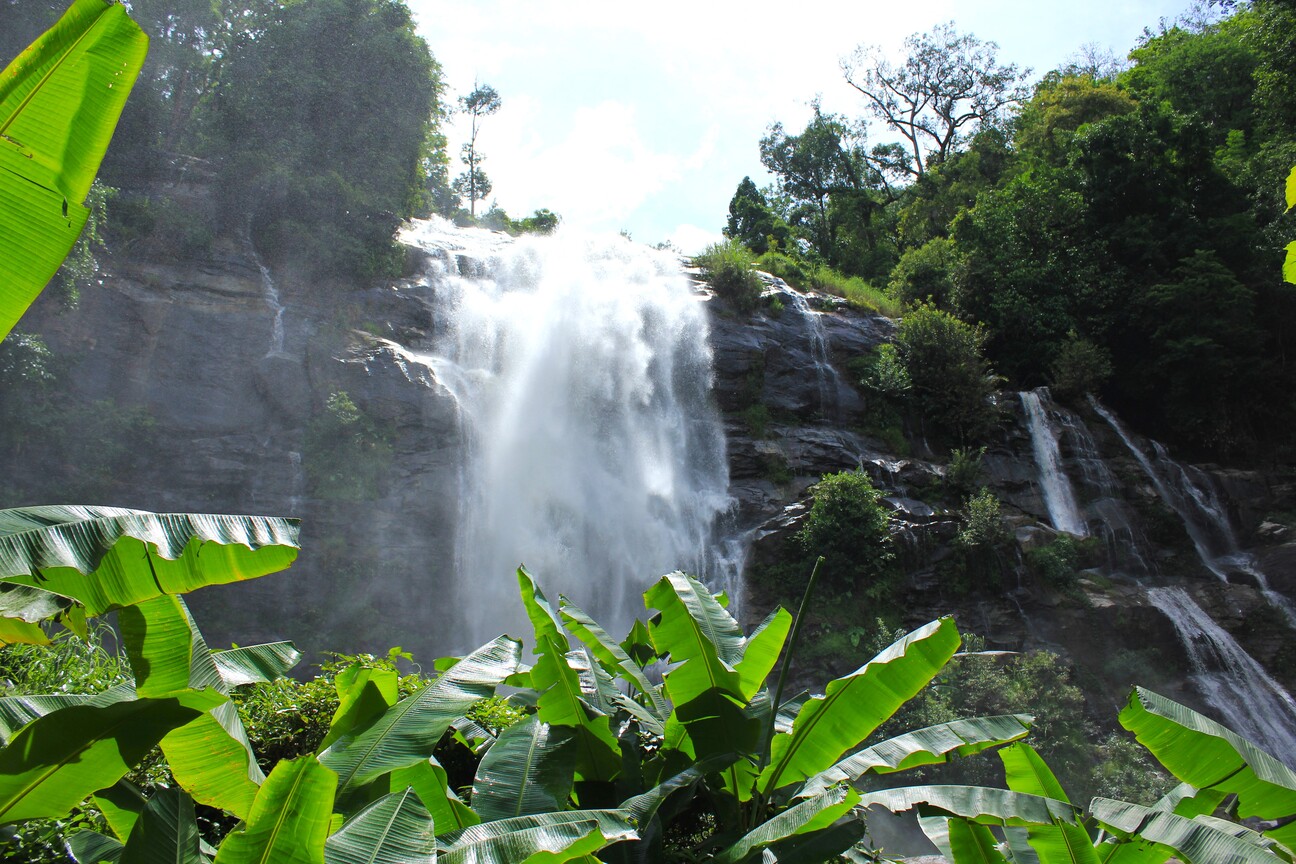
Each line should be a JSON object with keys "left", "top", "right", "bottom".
{"left": 999, "top": 743, "right": 1100, "bottom": 864}
{"left": 118, "top": 786, "right": 204, "bottom": 864}
{"left": 566, "top": 646, "right": 663, "bottom": 736}
{"left": 1091, "top": 798, "right": 1290, "bottom": 864}
{"left": 320, "top": 635, "right": 521, "bottom": 801}
{"left": 66, "top": 830, "right": 125, "bottom": 863}
{"left": 324, "top": 788, "right": 437, "bottom": 864}
{"left": 389, "top": 755, "right": 480, "bottom": 832}
{"left": 0, "top": 616, "right": 49, "bottom": 646}
{"left": 212, "top": 756, "right": 337, "bottom": 864}
{"left": 1119, "top": 687, "right": 1296, "bottom": 847}
{"left": 949, "top": 817, "right": 1012, "bottom": 864}
{"left": 645, "top": 572, "right": 745, "bottom": 707}
{"left": 0, "top": 506, "right": 299, "bottom": 617}
{"left": 531, "top": 637, "right": 621, "bottom": 782}
{"left": 93, "top": 779, "right": 149, "bottom": 842}
{"left": 799, "top": 714, "right": 1034, "bottom": 798}
{"left": 759, "top": 617, "right": 960, "bottom": 794}
{"left": 712, "top": 784, "right": 860, "bottom": 864}
{"left": 318, "top": 662, "right": 399, "bottom": 753}
{"left": 436, "top": 810, "right": 638, "bottom": 864}
{"left": 734, "top": 607, "right": 791, "bottom": 701}
{"left": 0, "top": 0, "right": 148, "bottom": 340}
{"left": 471, "top": 715, "right": 577, "bottom": 821}
{"left": 621, "top": 753, "right": 741, "bottom": 825}
{"left": 120, "top": 595, "right": 263, "bottom": 819}
{"left": 858, "top": 785, "right": 1082, "bottom": 827}
{"left": 520, "top": 568, "right": 569, "bottom": 651}
{"left": 560, "top": 598, "right": 668, "bottom": 724}
{"left": 212, "top": 642, "right": 302, "bottom": 687}
{"left": 0, "top": 681, "right": 134, "bottom": 742}
{"left": 0, "top": 689, "right": 222, "bottom": 823}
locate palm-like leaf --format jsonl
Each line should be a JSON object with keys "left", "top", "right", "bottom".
{"left": 0, "top": 0, "right": 148, "bottom": 339}
{"left": 212, "top": 642, "right": 301, "bottom": 687}
{"left": 389, "top": 756, "right": 479, "bottom": 832}
{"left": 645, "top": 572, "right": 745, "bottom": 707}
{"left": 471, "top": 716, "right": 576, "bottom": 821}
{"left": 560, "top": 598, "right": 667, "bottom": 720}
{"left": 712, "top": 784, "right": 860, "bottom": 864}
{"left": 436, "top": 810, "right": 638, "bottom": 864}
{"left": 66, "top": 830, "right": 125, "bottom": 863}
{"left": 118, "top": 786, "right": 204, "bottom": 864}
{"left": 760, "top": 617, "right": 960, "bottom": 794}
{"left": 1119, "top": 687, "right": 1296, "bottom": 847}
{"left": 799, "top": 714, "right": 1034, "bottom": 797}
{"left": 212, "top": 756, "right": 337, "bottom": 864}
{"left": 999, "top": 743, "right": 1100, "bottom": 864}
{"left": 1091, "top": 798, "right": 1291, "bottom": 864}
{"left": 0, "top": 507, "right": 299, "bottom": 617}
{"left": 858, "top": 785, "right": 1082, "bottom": 827}
{"left": 324, "top": 788, "right": 437, "bottom": 864}
{"left": 733, "top": 608, "right": 791, "bottom": 701}
{"left": 0, "top": 690, "right": 222, "bottom": 823}
{"left": 0, "top": 682, "right": 134, "bottom": 742}
{"left": 320, "top": 635, "right": 521, "bottom": 801}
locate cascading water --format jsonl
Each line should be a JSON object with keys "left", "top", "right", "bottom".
{"left": 1148, "top": 586, "right": 1296, "bottom": 763}
{"left": 784, "top": 291, "right": 842, "bottom": 422}
{"left": 1090, "top": 397, "right": 1296, "bottom": 624}
{"left": 1019, "top": 388, "right": 1086, "bottom": 536}
{"left": 402, "top": 219, "right": 735, "bottom": 649}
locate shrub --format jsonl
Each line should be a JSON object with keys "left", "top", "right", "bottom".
{"left": 941, "top": 488, "right": 1011, "bottom": 593}
{"left": 888, "top": 236, "right": 959, "bottom": 307}
{"left": 944, "top": 445, "right": 986, "bottom": 500}
{"left": 1027, "top": 534, "right": 1081, "bottom": 586}
{"left": 894, "top": 303, "right": 1000, "bottom": 445}
{"left": 304, "top": 391, "right": 393, "bottom": 500}
{"left": 798, "top": 471, "right": 898, "bottom": 601}
{"left": 1050, "top": 329, "right": 1113, "bottom": 401}
{"left": 694, "top": 239, "right": 763, "bottom": 313}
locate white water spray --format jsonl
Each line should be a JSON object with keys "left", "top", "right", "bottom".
{"left": 1019, "top": 388, "right": 1086, "bottom": 536}
{"left": 402, "top": 220, "right": 734, "bottom": 648}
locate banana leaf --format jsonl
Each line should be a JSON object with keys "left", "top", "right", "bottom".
{"left": 320, "top": 635, "right": 521, "bottom": 800}
{"left": 0, "top": 507, "right": 299, "bottom": 617}
{"left": 324, "top": 788, "right": 437, "bottom": 864}
{"left": 645, "top": 572, "right": 745, "bottom": 707}
{"left": 389, "top": 755, "right": 479, "bottom": 832}
{"left": 1091, "top": 798, "right": 1290, "bottom": 864}
{"left": 120, "top": 595, "right": 263, "bottom": 819}
{"left": 118, "top": 787, "right": 204, "bottom": 864}
{"left": 0, "top": 681, "right": 134, "bottom": 742}
{"left": 712, "top": 784, "right": 860, "bottom": 864}
{"left": 212, "top": 756, "right": 337, "bottom": 864}
{"left": 67, "top": 830, "right": 125, "bottom": 863}
{"left": 858, "top": 785, "right": 1082, "bottom": 827}
{"left": 531, "top": 637, "right": 621, "bottom": 782}
{"left": 560, "top": 598, "right": 667, "bottom": 722}
{"left": 0, "top": 0, "right": 148, "bottom": 339}
{"left": 0, "top": 689, "right": 222, "bottom": 823}
{"left": 93, "top": 779, "right": 148, "bottom": 843}
{"left": 999, "top": 743, "right": 1100, "bottom": 864}
{"left": 759, "top": 617, "right": 960, "bottom": 794}
{"left": 436, "top": 810, "right": 638, "bottom": 863}
{"left": 799, "top": 714, "right": 1034, "bottom": 797}
{"left": 734, "top": 607, "right": 791, "bottom": 701}
{"left": 442, "top": 819, "right": 610, "bottom": 864}
{"left": 318, "top": 662, "right": 399, "bottom": 753}
{"left": 211, "top": 642, "right": 302, "bottom": 687}
{"left": 520, "top": 568, "right": 569, "bottom": 652}
{"left": 1119, "top": 687, "right": 1296, "bottom": 847}
{"left": 471, "top": 715, "right": 576, "bottom": 821}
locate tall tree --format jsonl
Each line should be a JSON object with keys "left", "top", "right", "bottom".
{"left": 455, "top": 82, "right": 500, "bottom": 217}
{"left": 842, "top": 22, "right": 1030, "bottom": 180}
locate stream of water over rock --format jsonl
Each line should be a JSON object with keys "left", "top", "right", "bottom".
{"left": 400, "top": 220, "right": 736, "bottom": 649}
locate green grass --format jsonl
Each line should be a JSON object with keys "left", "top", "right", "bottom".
{"left": 753, "top": 251, "right": 904, "bottom": 318}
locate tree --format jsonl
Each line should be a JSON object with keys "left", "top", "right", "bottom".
{"left": 842, "top": 22, "right": 1030, "bottom": 180}
{"left": 455, "top": 82, "right": 501, "bottom": 217}
{"left": 893, "top": 303, "right": 999, "bottom": 444}
{"left": 725, "top": 176, "right": 789, "bottom": 254}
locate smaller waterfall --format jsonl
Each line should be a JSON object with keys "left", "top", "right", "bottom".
{"left": 1090, "top": 398, "right": 1295, "bottom": 624}
{"left": 287, "top": 451, "right": 304, "bottom": 515}
{"left": 1019, "top": 388, "right": 1086, "bottom": 536}
{"left": 259, "top": 262, "right": 288, "bottom": 358}
{"left": 785, "top": 291, "right": 842, "bottom": 422}
{"left": 1149, "top": 586, "right": 1296, "bottom": 764}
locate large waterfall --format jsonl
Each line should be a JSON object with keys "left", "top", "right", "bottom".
{"left": 1019, "top": 388, "right": 1086, "bottom": 536}
{"left": 401, "top": 220, "right": 734, "bottom": 649}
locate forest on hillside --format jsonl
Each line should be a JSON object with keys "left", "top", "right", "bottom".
{"left": 718, "top": 0, "right": 1296, "bottom": 459}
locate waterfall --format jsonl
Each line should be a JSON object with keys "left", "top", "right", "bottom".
{"left": 244, "top": 226, "right": 288, "bottom": 358}
{"left": 784, "top": 291, "right": 842, "bottom": 422}
{"left": 1089, "top": 398, "right": 1295, "bottom": 624}
{"left": 402, "top": 219, "right": 734, "bottom": 649}
{"left": 1149, "top": 586, "right": 1296, "bottom": 764}
{"left": 1019, "top": 388, "right": 1086, "bottom": 536}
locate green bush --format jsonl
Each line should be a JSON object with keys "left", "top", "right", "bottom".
{"left": 894, "top": 303, "right": 1000, "bottom": 445}
{"left": 888, "top": 236, "right": 959, "bottom": 307}
{"left": 1026, "top": 535, "right": 1081, "bottom": 586}
{"left": 1049, "top": 330, "right": 1113, "bottom": 401}
{"left": 940, "top": 488, "right": 1011, "bottom": 594}
{"left": 304, "top": 391, "right": 393, "bottom": 501}
{"left": 944, "top": 445, "right": 986, "bottom": 501}
{"left": 695, "top": 239, "right": 763, "bottom": 313}
{"left": 798, "top": 471, "right": 898, "bottom": 602}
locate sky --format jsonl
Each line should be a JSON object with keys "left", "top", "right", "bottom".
{"left": 405, "top": 0, "right": 1203, "bottom": 252}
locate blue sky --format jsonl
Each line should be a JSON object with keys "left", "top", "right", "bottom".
{"left": 407, "top": 0, "right": 1204, "bottom": 251}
